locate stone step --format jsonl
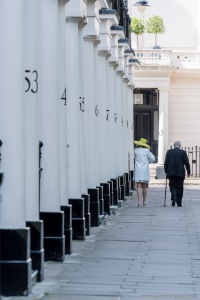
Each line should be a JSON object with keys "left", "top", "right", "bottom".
{"left": 150, "top": 177, "right": 200, "bottom": 186}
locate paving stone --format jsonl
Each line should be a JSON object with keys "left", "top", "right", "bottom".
{"left": 3, "top": 186, "right": 200, "bottom": 300}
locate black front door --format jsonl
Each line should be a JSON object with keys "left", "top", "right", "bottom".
{"left": 133, "top": 89, "right": 159, "bottom": 162}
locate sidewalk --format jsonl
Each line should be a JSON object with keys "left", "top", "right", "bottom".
{"left": 3, "top": 186, "right": 200, "bottom": 300}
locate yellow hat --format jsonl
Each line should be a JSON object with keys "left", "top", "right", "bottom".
{"left": 134, "top": 138, "right": 150, "bottom": 149}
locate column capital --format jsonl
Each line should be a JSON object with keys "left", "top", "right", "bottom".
{"left": 83, "top": 1, "right": 100, "bottom": 39}
{"left": 65, "top": 0, "right": 87, "bottom": 19}
{"left": 110, "top": 25, "right": 125, "bottom": 39}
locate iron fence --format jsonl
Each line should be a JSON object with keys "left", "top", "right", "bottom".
{"left": 171, "top": 146, "right": 200, "bottom": 178}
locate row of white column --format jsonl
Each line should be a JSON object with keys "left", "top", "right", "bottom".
{"left": 0, "top": 0, "right": 134, "bottom": 229}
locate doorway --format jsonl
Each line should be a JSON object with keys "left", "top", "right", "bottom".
{"left": 133, "top": 88, "right": 159, "bottom": 162}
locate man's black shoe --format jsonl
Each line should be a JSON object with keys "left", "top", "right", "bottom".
{"left": 171, "top": 200, "right": 175, "bottom": 206}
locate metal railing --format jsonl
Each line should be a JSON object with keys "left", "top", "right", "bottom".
{"left": 185, "top": 146, "right": 200, "bottom": 178}
{"left": 110, "top": 0, "right": 131, "bottom": 42}
{"left": 171, "top": 146, "right": 200, "bottom": 178}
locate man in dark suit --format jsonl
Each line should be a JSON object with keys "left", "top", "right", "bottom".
{"left": 164, "top": 141, "right": 190, "bottom": 207}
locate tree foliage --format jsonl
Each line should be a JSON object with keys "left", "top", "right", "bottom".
{"left": 146, "top": 15, "right": 165, "bottom": 35}
{"left": 130, "top": 17, "right": 145, "bottom": 48}
{"left": 130, "top": 17, "right": 145, "bottom": 36}
{"left": 146, "top": 15, "right": 165, "bottom": 48}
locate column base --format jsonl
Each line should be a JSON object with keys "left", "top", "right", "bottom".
{"left": 84, "top": 213, "right": 91, "bottom": 236}
{"left": 0, "top": 228, "right": 32, "bottom": 296}
{"left": 100, "top": 183, "right": 111, "bottom": 215}
{"left": 88, "top": 189, "right": 100, "bottom": 227}
{"left": 96, "top": 186, "right": 104, "bottom": 215}
{"left": 68, "top": 199, "right": 86, "bottom": 240}
{"left": 60, "top": 205, "right": 73, "bottom": 255}
{"left": 81, "top": 194, "right": 91, "bottom": 236}
{"left": 40, "top": 212, "right": 65, "bottom": 262}
{"left": 111, "top": 178, "right": 119, "bottom": 205}
{"left": 107, "top": 181, "right": 113, "bottom": 205}
{"left": 72, "top": 218, "right": 86, "bottom": 240}
{"left": 125, "top": 172, "right": 131, "bottom": 196}
{"left": 26, "top": 221, "right": 44, "bottom": 282}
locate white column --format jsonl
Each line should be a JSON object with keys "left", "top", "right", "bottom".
{"left": 93, "top": 39, "right": 101, "bottom": 186}
{"left": 116, "top": 73, "right": 123, "bottom": 175}
{"left": 65, "top": 18, "right": 82, "bottom": 198}
{"left": 38, "top": 0, "right": 60, "bottom": 211}
{"left": 24, "top": 0, "right": 39, "bottom": 221}
{"left": 116, "top": 41, "right": 125, "bottom": 175}
{"left": 98, "top": 9, "right": 118, "bottom": 181}
{"left": 0, "top": 0, "right": 25, "bottom": 228}
{"left": 106, "top": 61, "right": 114, "bottom": 179}
{"left": 127, "top": 86, "right": 134, "bottom": 171}
{"left": 108, "top": 62, "right": 117, "bottom": 177}
{"left": 58, "top": 1, "right": 68, "bottom": 204}
{"left": 122, "top": 79, "right": 129, "bottom": 172}
{"left": 127, "top": 58, "right": 135, "bottom": 171}
{"left": 79, "top": 21, "right": 88, "bottom": 194}
{"left": 109, "top": 30, "right": 119, "bottom": 177}
{"left": 97, "top": 52, "right": 108, "bottom": 182}
{"left": 83, "top": 37, "right": 96, "bottom": 188}
{"left": 96, "top": 14, "right": 108, "bottom": 183}
{"left": 158, "top": 87, "right": 169, "bottom": 165}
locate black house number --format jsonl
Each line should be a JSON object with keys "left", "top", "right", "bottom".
{"left": 25, "top": 70, "right": 38, "bottom": 93}
{"left": 79, "top": 97, "right": 85, "bottom": 112}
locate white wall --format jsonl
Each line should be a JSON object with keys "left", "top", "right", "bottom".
{"left": 169, "top": 73, "right": 200, "bottom": 147}
{"left": 131, "top": 0, "right": 199, "bottom": 51}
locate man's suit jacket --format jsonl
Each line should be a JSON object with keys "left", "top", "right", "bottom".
{"left": 164, "top": 147, "right": 190, "bottom": 179}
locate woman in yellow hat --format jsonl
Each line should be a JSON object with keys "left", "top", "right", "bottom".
{"left": 134, "top": 138, "right": 155, "bottom": 207}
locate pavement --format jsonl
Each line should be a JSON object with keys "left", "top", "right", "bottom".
{"left": 3, "top": 185, "right": 200, "bottom": 300}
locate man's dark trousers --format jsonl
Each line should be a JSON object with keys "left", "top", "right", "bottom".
{"left": 169, "top": 176, "right": 184, "bottom": 207}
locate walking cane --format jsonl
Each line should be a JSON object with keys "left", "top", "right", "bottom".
{"left": 163, "top": 176, "right": 167, "bottom": 207}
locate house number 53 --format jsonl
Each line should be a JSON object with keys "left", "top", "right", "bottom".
{"left": 25, "top": 70, "right": 38, "bottom": 93}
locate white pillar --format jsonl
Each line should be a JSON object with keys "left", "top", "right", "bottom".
{"left": 127, "top": 86, "right": 134, "bottom": 171}
{"left": 116, "top": 41, "right": 126, "bottom": 175}
{"left": 93, "top": 39, "right": 101, "bottom": 186}
{"left": 97, "top": 53, "right": 108, "bottom": 182}
{"left": 106, "top": 61, "right": 114, "bottom": 179}
{"left": 158, "top": 87, "right": 169, "bottom": 165}
{"left": 108, "top": 62, "right": 117, "bottom": 177}
{"left": 65, "top": 18, "right": 82, "bottom": 198}
{"left": 122, "top": 79, "right": 129, "bottom": 172}
{"left": 98, "top": 9, "right": 118, "bottom": 181}
{"left": 109, "top": 30, "right": 119, "bottom": 177}
{"left": 24, "top": 0, "right": 39, "bottom": 220}
{"left": 0, "top": 0, "right": 25, "bottom": 227}
{"left": 79, "top": 20, "right": 88, "bottom": 194}
{"left": 96, "top": 24, "right": 109, "bottom": 183}
{"left": 38, "top": 0, "right": 60, "bottom": 211}
{"left": 58, "top": 1, "right": 68, "bottom": 204}
{"left": 83, "top": 37, "right": 96, "bottom": 188}
{"left": 116, "top": 73, "right": 123, "bottom": 175}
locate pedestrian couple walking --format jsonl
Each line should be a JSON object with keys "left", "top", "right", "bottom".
{"left": 134, "top": 138, "right": 190, "bottom": 207}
